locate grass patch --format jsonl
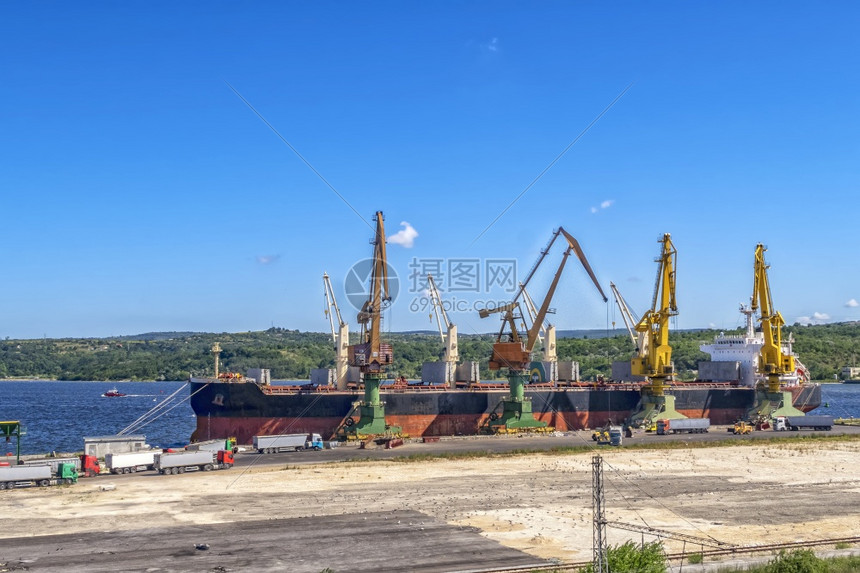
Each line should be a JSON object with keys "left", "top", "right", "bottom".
{"left": 382, "top": 433, "right": 860, "bottom": 464}
{"left": 687, "top": 552, "right": 704, "bottom": 564}
{"left": 714, "top": 550, "right": 860, "bottom": 573}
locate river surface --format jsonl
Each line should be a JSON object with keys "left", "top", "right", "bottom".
{"left": 2, "top": 381, "right": 860, "bottom": 456}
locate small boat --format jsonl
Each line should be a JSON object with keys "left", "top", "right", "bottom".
{"left": 102, "top": 388, "right": 126, "bottom": 397}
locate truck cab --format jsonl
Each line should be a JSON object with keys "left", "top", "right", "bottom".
{"left": 305, "top": 434, "right": 324, "bottom": 451}
{"left": 608, "top": 427, "right": 623, "bottom": 446}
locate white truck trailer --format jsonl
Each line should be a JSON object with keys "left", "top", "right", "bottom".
{"left": 105, "top": 450, "right": 159, "bottom": 474}
{"left": 0, "top": 463, "right": 78, "bottom": 489}
{"left": 153, "top": 450, "right": 234, "bottom": 475}
{"left": 253, "top": 433, "right": 324, "bottom": 454}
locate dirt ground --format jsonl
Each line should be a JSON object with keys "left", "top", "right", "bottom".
{"left": 3, "top": 440, "right": 859, "bottom": 564}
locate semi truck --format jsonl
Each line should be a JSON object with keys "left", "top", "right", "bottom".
{"left": 105, "top": 450, "right": 159, "bottom": 474}
{"left": 185, "top": 437, "right": 238, "bottom": 454}
{"left": 20, "top": 455, "right": 100, "bottom": 477}
{"left": 773, "top": 415, "right": 834, "bottom": 431}
{"left": 656, "top": 418, "right": 710, "bottom": 435}
{"left": 253, "top": 433, "right": 324, "bottom": 454}
{"left": 153, "top": 450, "right": 234, "bottom": 475}
{"left": 0, "top": 462, "right": 78, "bottom": 489}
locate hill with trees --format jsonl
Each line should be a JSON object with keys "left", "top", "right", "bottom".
{"left": 0, "top": 322, "right": 857, "bottom": 382}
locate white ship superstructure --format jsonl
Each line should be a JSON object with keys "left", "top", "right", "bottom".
{"left": 700, "top": 305, "right": 808, "bottom": 388}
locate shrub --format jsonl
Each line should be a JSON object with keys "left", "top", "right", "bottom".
{"left": 764, "top": 549, "right": 828, "bottom": 573}
{"left": 582, "top": 541, "right": 666, "bottom": 573}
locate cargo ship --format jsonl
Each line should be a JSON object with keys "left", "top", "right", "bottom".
{"left": 189, "top": 306, "right": 821, "bottom": 444}
{"left": 188, "top": 375, "right": 820, "bottom": 444}
{"left": 188, "top": 318, "right": 822, "bottom": 443}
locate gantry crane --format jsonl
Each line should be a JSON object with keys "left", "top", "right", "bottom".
{"left": 344, "top": 211, "right": 400, "bottom": 437}
{"left": 748, "top": 244, "right": 805, "bottom": 419}
{"left": 478, "top": 227, "right": 606, "bottom": 432}
{"left": 426, "top": 274, "right": 459, "bottom": 386}
{"left": 626, "top": 234, "right": 686, "bottom": 427}
{"left": 323, "top": 272, "right": 350, "bottom": 390}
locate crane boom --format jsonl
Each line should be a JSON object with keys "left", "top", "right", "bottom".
{"left": 751, "top": 244, "right": 794, "bottom": 393}
{"left": 323, "top": 272, "right": 349, "bottom": 390}
{"left": 631, "top": 234, "right": 677, "bottom": 396}
{"left": 323, "top": 272, "right": 345, "bottom": 343}
{"left": 609, "top": 282, "right": 641, "bottom": 350}
{"left": 480, "top": 227, "right": 606, "bottom": 372}
{"left": 426, "top": 274, "right": 459, "bottom": 367}
{"left": 521, "top": 286, "right": 548, "bottom": 344}
{"left": 348, "top": 211, "right": 393, "bottom": 375}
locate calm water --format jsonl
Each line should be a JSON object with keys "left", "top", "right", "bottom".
{"left": 1, "top": 381, "right": 195, "bottom": 456}
{"left": 2, "top": 381, "right": 860, "bottom": 456}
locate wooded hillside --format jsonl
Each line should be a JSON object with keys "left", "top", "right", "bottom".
{"left": 0, "top": 323, "right": 857, "bottom": 382}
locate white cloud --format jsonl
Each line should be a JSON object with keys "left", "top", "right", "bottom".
{"left": 256, "top": 255, "right": 281, "bottom": 265}
{"left": 485, "top": 37, "right": 499, "bottom": 52}
{"left": 796, "top": 312, "right": 830, "bottom": 325}
{"left": 590, "top": 199, "right": 615, "bottom": 214}
{"left": 846, "top": 298, "right": 859, "bottom": 308}
{"left": 387, "top": 221, "right": 419, "bottom": 248}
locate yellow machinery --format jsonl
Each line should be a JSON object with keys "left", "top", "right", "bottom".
{"left": 732, "top": 421, "right": 753, "bottom": 435}
{"left": 479, "top": 227, "right": 606, "bottom": 432}
{"left": 626, "top": 234, "right": 686, "bottom": 427}
{"left": 747, "top": 244, "right": 805, "bottom": 419}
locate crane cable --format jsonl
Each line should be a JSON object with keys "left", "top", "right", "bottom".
{"left": 118, "top": 383, "right": 205, "bottom": 436}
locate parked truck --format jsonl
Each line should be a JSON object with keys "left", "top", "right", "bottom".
{"left": 773, "top": 415, "right": 834, "bottom": 431}
{"left": 153, "top": 450, "right": 234, "bottom": 475}
{"left": 253, "top": 433, "right": 324, "bottom": 454}
{"left": 105, "top": 450, "right": 159, "bottom": 474}
{"left": 0, "top": 462, "right": 78, "bottom": 490}
{"left": 657, "top": 418, "right": 710, "bottom": 435}
{"left": 185, "top": 437, "right": 238, "bottom": 454}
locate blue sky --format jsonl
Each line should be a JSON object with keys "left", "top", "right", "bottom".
{"left": 2, "top": 2, "right": 859, "bottom": 339}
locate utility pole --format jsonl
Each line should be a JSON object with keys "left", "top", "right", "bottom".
{"left": 592, "top": 455, "right": 609, "bottom": 573}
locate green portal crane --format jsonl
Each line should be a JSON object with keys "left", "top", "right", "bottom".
{"left": 345, "top": 211, "right": 399, "bottom": 438}
{"left": 1, "top": 421, "right": 23, "bottom": 465}
{"left": 479, "top": 227, "right": 606, "bottom": 432}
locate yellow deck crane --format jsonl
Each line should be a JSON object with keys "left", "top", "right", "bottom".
{"left": 342, "top": 211, "right": 400, "bottom": 438}
{"left": 747, "top": 244, "right": 805, "bottom": 420}
{"left": 323, "top": 272, "right": 350, "bottom": 390}
{"left": 626, "top": 233, "right": 687, "bottom": 428}
{"left": 426, "top": 274, "right": 459, "bottom": 387}
{"left": 478, "top": 227, "right": 606, "bottom": 433}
